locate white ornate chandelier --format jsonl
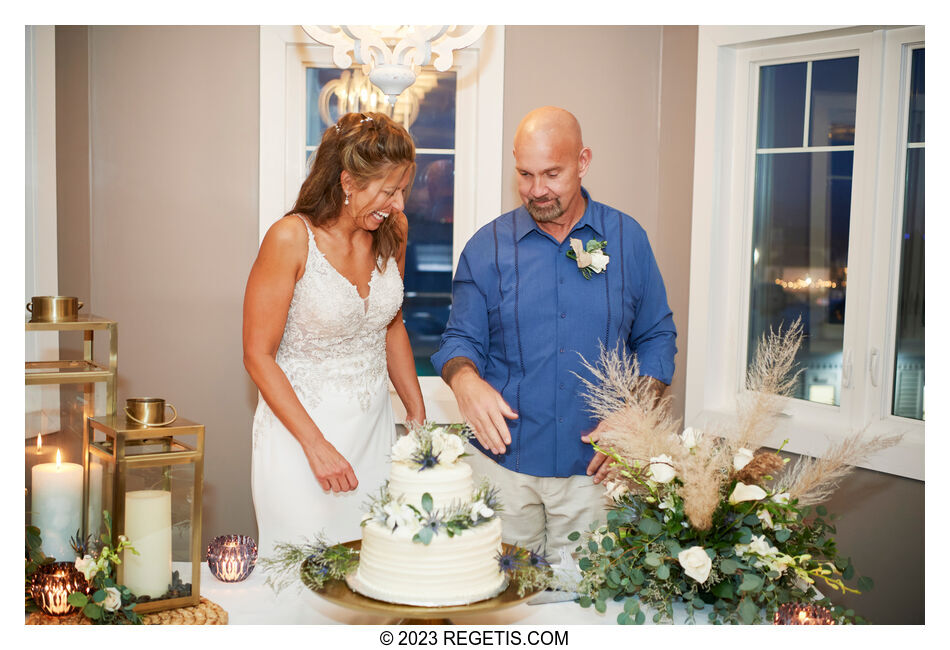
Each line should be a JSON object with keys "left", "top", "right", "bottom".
{"left": 318, "top": 68, "right": 438, "bottom": 130}
{"left": 301, "top": 25, "right": 486, "bottom": 103}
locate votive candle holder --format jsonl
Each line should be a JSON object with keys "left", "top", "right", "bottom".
{"left": 207, "top": 535, "right": 258, "bottom": 582}
{"left": 30, "top": 562, "right": 88, "bottom": 616}
{"left": 773, "top": 602, "right": 836, "bottom": 625}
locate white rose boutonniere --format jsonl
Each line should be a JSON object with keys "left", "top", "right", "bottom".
{"left": 729, "top": 481, "right": 768, "bottom": 504}
{"left": 678, "top": 546, "right": 712, "bottom": 584}
{"left": 648, "top": 454, "right": 676, "bottom": 483}
{"left": 567, "top": 237, "right": 609, "bottom": 279}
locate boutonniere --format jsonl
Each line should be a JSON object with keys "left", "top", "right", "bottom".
{"left": 567, "top": 238, "right": 609, "bottom": 279}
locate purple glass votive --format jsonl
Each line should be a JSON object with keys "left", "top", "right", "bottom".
{"left": 207, "top": 535, "right": 258, "bottom": 582}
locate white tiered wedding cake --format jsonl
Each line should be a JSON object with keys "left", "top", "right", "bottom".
{"left": 349, "top": 423, "right": 507, "bottom": 606}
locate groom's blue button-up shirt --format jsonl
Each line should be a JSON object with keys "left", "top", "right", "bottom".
{"left": 431, "top": 188, "right": 677, "bottom": 477}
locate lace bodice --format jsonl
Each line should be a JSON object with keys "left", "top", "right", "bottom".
{"left": 273, "top": 216, "right": 404, "bottom": 413}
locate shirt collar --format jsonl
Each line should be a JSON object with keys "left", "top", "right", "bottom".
{"left": 514, "top": 187, "right": 604, "bottom": 242}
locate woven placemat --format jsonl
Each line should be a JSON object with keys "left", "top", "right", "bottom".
{"left": 26, "top": 597, "right": 228, "bottom": 625}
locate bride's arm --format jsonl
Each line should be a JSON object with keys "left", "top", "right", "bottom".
{"left": 386, "top": 212, "right": 426, "bottom": 426}
{"left": 243, "top": 216, "right": 359, "bottom": 493}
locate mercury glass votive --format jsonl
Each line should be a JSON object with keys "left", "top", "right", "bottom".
{"left": 30, "top": 562, "right": 88, "bottom": 616}
{"left": 207, "top": 535, "right": 258, "bottom": 582}
{"left": 773, "top": 602, "right": 836, "bottom": 625}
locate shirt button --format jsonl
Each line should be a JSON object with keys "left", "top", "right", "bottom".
{"left": 559, "top": 277, "right": 564, "bottom": 284}
{"left": 559, "top": 417, "right": 564, "bottom": 423}
{"left": 559, "top": 347, "right": 565, "bottom": 354}
{"left": 560, "top": 312, "right": 566, "bottom": 319}
{"left": 559, "top": 383, "right": 565, "bottom": 389}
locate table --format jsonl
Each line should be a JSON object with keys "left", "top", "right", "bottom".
{"left": 196, "top": 563, "right": 704, "bottom": 625}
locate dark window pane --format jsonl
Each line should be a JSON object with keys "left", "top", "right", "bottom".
{"left": 748, "top": 151, "right": 853, "bottom": 405}
{"left": 757, "top": 63, "right": 807, "bottom": 149}
{"left": 403, "top": 154, "right": 455, "bottom": 376}
{"left": 408, "top": 72, "right": 457, "bottom": 150}
{"left": 908, "top": 48, "right": 925, "bottom": 143}
{"left": 809, "top": 57, "right": 858, "bottom": 146}
{"left": 306, "top": 68, "right": 344, "bottom": 147}
{"left": 892, "top": 148, "right": 924, "bottom": 419}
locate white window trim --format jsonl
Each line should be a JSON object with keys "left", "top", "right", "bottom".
{"left": 686, "top": 26, "right": 924, "bottom": 479}
{"left": 258, "top": 26, "right": 506, "bottom": 424}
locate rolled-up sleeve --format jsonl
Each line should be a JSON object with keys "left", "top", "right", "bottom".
{"left": 628, "top": 235, "right": 677, "bottom": 385}
{"left": 431, "top": 248, "right": 490, "bottom": 378}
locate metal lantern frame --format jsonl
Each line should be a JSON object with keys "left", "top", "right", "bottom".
{"left": 84, "top": 413, "right": 204, "bottom": 614}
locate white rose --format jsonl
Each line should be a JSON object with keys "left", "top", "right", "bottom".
{"left": 391, "top": 433, "right": 418, "bottom": 464}
{"left": 680, "top": 427, "right": 703, "bottom": 450}
{"left": 568, "top": 238, "right": 593, "bottom": 268}
{"left": 74, "top": 554, "right": 98, "bottom": 581}
{"left": 729, "top": 481, "right": 768, "bottom": 504}
{"left": 102, "top": 586, "right": 122, "bottom": 612}
{"left": 438, "top": 434, "right": 465, "bottom": 464}
{"left": 648, "top": 454, "right": 676, "bottom": 483}
{"left": 677, "top": 546, "right": 713, "bottom": 584}
{"left": 733, "top": 447, "right": 754, "bottom": 471}
{"left": 588, "top": 249, "right": 610, "bottom": 274}
{"left": 757, "top": 509, "right": 774, "bottom": 529}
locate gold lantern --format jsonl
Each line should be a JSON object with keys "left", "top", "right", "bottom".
{"left": 84, "top": 402, "right": 203, "bottom": 614}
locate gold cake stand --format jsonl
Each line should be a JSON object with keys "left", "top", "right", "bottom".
{"left": 307, "top": 541, "right": 539, "bottom": 624}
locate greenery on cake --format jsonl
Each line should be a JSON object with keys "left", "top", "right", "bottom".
{"left": 569, "top": 320, "right": 900, "bottom": 624}
{"left": 362, "top": 478, "right": 502, "bottom": 545}
{"left": 392, "top": 421, "right": 473, "bottom": 470}
{"left": 260, "top": 534, "right": 359, "bottom": 593}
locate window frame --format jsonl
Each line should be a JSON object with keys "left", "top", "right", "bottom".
{"left": 258, "top": 26, "right": 506, "bottom": 423}
{"left": 686, "top": 26, "right": 924, "bottom": 480}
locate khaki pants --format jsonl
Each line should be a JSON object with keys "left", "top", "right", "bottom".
{"left": 464, "top": 443, "right": 610, "bottom": 561}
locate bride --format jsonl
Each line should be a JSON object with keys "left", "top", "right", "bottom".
{"left": 243, "top": 112, "right": 425, "bottom": 554}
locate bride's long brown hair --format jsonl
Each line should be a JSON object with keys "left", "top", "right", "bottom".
{"left": 287, "top": 112, "right": 416, "bottom": 270}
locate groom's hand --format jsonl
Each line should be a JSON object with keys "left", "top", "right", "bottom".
{"left": 582, "top": 421, "right": 612, "bottom": 484}
{"left": 444, "top": 358, "right": 517, "bottom": 455}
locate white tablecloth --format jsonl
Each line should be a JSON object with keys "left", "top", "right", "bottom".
{"left": 195, "top": 563, "right": 703, "bottom": 625}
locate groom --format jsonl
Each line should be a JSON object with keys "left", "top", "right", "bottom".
{"left": 431, "top": 106, "right": 677, "bottom": 559}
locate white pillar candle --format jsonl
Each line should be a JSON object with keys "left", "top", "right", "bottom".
{"left": 31, "top": 449, "right": 83, "bottom": 561}
{"left": 123, "top": 490, "right": 172, "bottom": 598}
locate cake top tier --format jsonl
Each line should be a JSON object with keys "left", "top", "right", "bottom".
{"left": 390, "top": 422, "right": 473, "bottom": 470}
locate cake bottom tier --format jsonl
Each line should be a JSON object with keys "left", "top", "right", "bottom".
{"left": 353, "top": 518, "right": 507, "bottom": 606}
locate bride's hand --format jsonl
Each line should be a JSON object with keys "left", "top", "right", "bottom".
{"left": 302, "top": 438, "right": 358, "bottom": 493}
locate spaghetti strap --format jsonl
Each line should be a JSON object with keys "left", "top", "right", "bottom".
{"left": 291, "top": 213, "right": 315, "bottom": 246}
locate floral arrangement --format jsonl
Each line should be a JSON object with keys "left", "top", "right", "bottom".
{"left": 25, "top": 525, "right": 54, "bottom": 612}
{"left": 362, "top": 478, "right": 502, "bottom": 545}
{"left": 260, "top": 534, "right": 360, "bottom": 593}
{"left": 567, "top": 237, "right": 609, "bottom": 278}
{"left": 392, "top": 421, "right": 472, "bottom": 469}
{"left": 570, "top": 320, "right": 901, "bottom": 624}
{"left": 66, "top": 511, "right": 143, "bottom": 624}
{"left": 496, "top": 546, "right": 558, "bottom": 596}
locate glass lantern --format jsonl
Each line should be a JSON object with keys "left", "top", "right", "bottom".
{"left": 85, "top": 411, "right": 203, "bottom": 613}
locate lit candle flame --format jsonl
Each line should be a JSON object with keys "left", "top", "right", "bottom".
{"left": 56, "top": 448, "right": 62, "bottom": 469}
{"left": 37, "top": 433, "right": 43, "bottom": 453}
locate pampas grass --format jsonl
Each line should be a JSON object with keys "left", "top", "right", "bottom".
{"left": 579, "top": 317, "right": 901, "bottom": 529}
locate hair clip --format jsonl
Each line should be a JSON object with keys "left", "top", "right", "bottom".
{"left": 359, "top": 115, "right": 374, "bottom": 123}
{"left": 334, "top": 123, "right": 342, "bottom": 133}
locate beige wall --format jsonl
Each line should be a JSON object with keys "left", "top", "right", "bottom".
{"left": 502, "top": 26, "right": 696, "bottom": 421}
{"left": 55, "top": 26, "right": 261, "bottom": 553}
{"left": 52, "top": 25, "right": 922, "bottom": 624}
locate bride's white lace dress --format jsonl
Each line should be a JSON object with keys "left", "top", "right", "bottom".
{"left": 251, "top": 215, "right": 403, "bottom": 555}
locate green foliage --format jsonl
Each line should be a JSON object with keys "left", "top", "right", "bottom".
{"left": 261, "top": 534, "right": 359, "bottom": 593}
{"left": 25, "top": 525, "right": 54, "bottom": 612}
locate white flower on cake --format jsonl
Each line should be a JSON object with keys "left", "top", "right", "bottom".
{"left": 733, "top": 447, "right": 754, "bottom": 471}
{"left": 648, "top": 454, "right": 675, "bottom": 483}
{"left": 391, "top": 432, "right": 419, "bottom": 464}
{"left": 728, "top": 481, "right": 768, "bottom": 504}
{"left": 680, "top": 426, "right": 703, "bottom": 450}
{"left": 469, "top": 500, "right": 494, "bottom": 522}
{"left": 677, "top": 546, "right": 712, "bottom": 584}
{"left": 383, "top": 501, "right": 420, "bottom": 533}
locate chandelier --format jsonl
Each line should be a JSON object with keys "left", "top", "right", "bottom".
{"left": 301, "top": 25, "right": 486, "bottom": 103}
{"left": 318, "top": 68, "right": 439, "bottom": 130}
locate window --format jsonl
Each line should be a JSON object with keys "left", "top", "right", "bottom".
{"left": 259, "top": 26, "right": 505, "bottom": 421}
{"left": 687, "top": 27, "right": 924, "bottom": 479}
{"left": 304, "top": 67, "right": 458, "bottom": 376}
